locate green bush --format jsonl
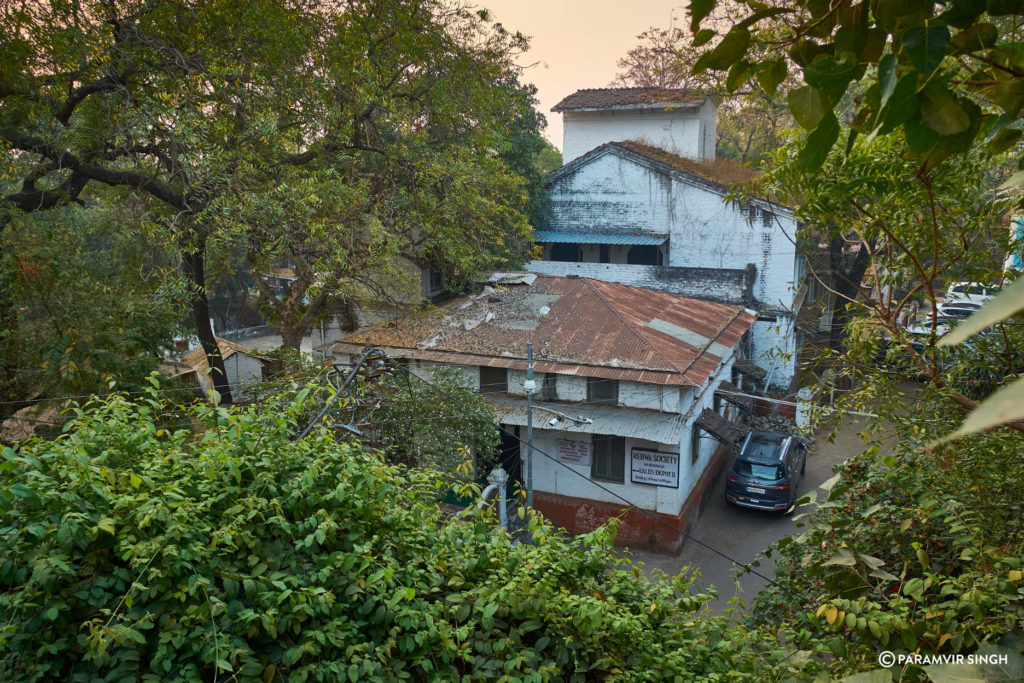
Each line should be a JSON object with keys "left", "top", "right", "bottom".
{"left": 1, "top": 389, "right": 784, "bottom": 681}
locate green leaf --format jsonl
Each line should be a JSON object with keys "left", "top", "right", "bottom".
{"left": 920, "top": 88, "right": 971, "bottom": 135}
{"left": 693, "top": 27, "right": 750, "bottom": 73}
{"left": 689, "top": 0, "right": 716, "bottom": 32}
{"left": 97, "top": 518, "right": 116, "bottom": 535}
{"left": 803, "top": 57, "right": 858, "bottom": 95}
{"left": 692, "top": 29, "right": 715, "bottom": 48}
{"left": 726, "top": 60, "right": 755, "bottom": 93}
{"left": 939, "top": 277, "right": 1024, "bottom": 346}
{"left": 878, "top": 54, "right": 899, "bottom": 108}
{"left": 757, "top": 58, "right": 788, "bottom": 97}
{"left": 949, "top": 23, "right": 999, "bottom": 55}
{"left": 904, "top": 116, "right": 940, "bottom": 154}
{"left": 987, "top": 126, "right": 1023, "bottom": 154}
{"left": 902, "top": 25, "right": 950, "bottom": 75}
{"left": 987, "top": 0, "right": 1024, "bottom": 17}
{"left": 875, "top": 74, "right": 920, "bottom": 136}
{"left": 797, "top": 112, "right": 839, "bottom": 172}
{"left": 789, "top": 86, "right": 827, "bottom": 130}
{"left": 936, "top": 375, "right": 1024, "bottom": 442}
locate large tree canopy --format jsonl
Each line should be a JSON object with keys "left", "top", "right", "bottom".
{"left": 1, "top": 0, "right": 545, "bottom": 393}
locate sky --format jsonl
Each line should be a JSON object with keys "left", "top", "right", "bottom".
{"left": 480, "top": 1, "right": 688, "bottom": 152}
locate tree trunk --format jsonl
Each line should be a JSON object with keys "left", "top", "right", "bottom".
{"left": 827, "top": 235, "right": 874, "bottom": 351}
{"left": 182, "top": 248, "right": 234, "bottom": 404}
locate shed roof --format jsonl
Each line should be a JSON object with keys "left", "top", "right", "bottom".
{"left": 552, "top": 88, "right": 708, "bottom": 112}
{"left": 330, "top": 275, "right": 754, "bottom": 387}
{"left": 180, "top": 339, "right": 268, "bottom": 375}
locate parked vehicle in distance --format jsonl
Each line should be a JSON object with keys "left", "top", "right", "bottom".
{"left": 725, "top": 431, "right": 807, "bottom": 512}
{"left": 927, "top": 302, "right": 981, "bottom": 320}
{"left": 944, "top": 282, "right": 1000, "bottom": 306}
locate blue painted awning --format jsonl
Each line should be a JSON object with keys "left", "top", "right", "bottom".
{"left": 533, "top": 230, "right": 668, "bottom": 245}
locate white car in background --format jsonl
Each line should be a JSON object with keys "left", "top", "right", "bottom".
{"left": 944, "top": 282, "right": 1000, "bottom": 306}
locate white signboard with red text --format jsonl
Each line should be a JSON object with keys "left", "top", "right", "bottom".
{"left": 557, "top": 439, "right": 591, "bottom": 467}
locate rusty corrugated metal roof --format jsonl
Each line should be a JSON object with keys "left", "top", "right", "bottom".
{"left": 331, "top": 276, "right": 754, "bottom": 387}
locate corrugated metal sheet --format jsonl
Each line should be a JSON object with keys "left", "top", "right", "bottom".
{"left": 487, "top": 396, "right": 685, "bottom": 446}
{"left": 533, "top": 230, "right": 668, "bottom": 246}
{"left": 330, "top": 275, "right": 755, "bottom": 388}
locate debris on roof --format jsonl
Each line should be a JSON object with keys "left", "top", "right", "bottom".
{"left": 552, "top": 87, "right": 708, "bottom": 112}
{"left": 331, "top": 275, "right": 754, "bottom": 387}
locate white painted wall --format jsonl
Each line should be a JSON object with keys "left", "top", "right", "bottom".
{"left": 561, "top": 99, "right": 716, "bottom": 164}
{"left": 548, "top": 153, "right": 673, "bottom": 234}
{"left": 540, "top": 147, "right": 802, "bottom": 390}
{"left": 195, "top": 352, "right": 264, "bottom": 399}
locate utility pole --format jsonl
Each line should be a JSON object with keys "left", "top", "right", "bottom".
{"left": 524, "top": 342, "right": 535, "bottom": 509}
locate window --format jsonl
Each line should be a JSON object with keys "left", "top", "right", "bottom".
{"left": 540, "top": 373, "right": 558, "bottom": 401}
{"left": 599, "top": 244, "right": 610, "bottom": 263}
{"left": 479, "top": 366, "right": 507, "bottom": 394}
{"left": 627, "top": 244, "right": 661, "bottom": 265}
{"left": 591, "top": 436, "right": 625, "bottom": 483}
{"left": 421, "top": 267, "right": 444, "bottom": 297}
{"left": 550, "top": 243, "right": 582, "bottom": 262}
{"left": 587, "top": 377, "right": 618, "bottom": 405}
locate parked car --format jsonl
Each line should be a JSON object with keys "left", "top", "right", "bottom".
{"left": 725, "top": 431, "right": 807, "bottom": 512}
{"left": 944, "top": 282, "right": 1000, "bottom": 306}
{"left": 927, "top": 302, "right": 981, "bottom": 320}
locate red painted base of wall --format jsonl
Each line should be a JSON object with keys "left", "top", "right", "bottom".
{"left": 534, "top": 444, "right": 728, "bottom": 553}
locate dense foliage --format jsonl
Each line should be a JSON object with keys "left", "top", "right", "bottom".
{"left": 0, "top": 203, "right": 183, "bottom": 423}
{"left": 1, "top": 0, "right": 547, "bottom": 402}
{"left": 0, "top": 388, "right": 790, "bottom": 681}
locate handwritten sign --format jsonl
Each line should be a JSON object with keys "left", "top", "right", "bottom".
{"left": 630, "top": 448, "right": 680, "bottom": 488}
{"left": 557, "top": 439, "right": 591, "bottom": 467}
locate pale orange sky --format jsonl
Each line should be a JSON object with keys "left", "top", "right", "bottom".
{"left": 481, "top": 1, "right": 688, "bottom": 151}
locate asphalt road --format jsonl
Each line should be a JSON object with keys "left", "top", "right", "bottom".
{"left": 624, "top": 415, "right": 895, "bottom": 618}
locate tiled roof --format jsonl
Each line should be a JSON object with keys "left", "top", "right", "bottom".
{"left": 331, "top": 275, "right": 754, "bottom": 387}
{"left": 181, "top": 339, "right": 265, "bottom": 374}
{"left": 552, "top": 87, "right": 707, "bottom": 112}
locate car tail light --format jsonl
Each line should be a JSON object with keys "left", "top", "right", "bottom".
{"left": 777, "top": 481, "right": 791, "bottom": 490}
{"left": 726, "top": 473, "right": 739, "bottom": 484}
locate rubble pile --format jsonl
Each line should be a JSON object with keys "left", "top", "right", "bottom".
{"left": 745, "top": 414, "right": 813, "bottom": 444}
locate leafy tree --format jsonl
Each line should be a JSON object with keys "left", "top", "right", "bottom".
{"left": 0, "top": 203, "right": 182, "bottom": 424}
{"left": 612, "top": 5, "right": 797, "bottom": 163}
{"left": 689, "top": 0, "right": 1024, "bottom": 171}
{"left": 1, "top": 0, "right": 544, "bottom": 395}
{"left": 0, "top": 387, "right": 789, "bottom": 680}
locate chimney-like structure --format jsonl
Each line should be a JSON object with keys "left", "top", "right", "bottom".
{"left": 552, "top": 88, "right": 718, "bottom": 164}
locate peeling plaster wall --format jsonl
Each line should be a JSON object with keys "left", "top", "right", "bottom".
{"left": 548, "top": 153, "right": 673, "bottom": 234}
{"left": 538, "top": 149, "right": 802, "bottom": 390}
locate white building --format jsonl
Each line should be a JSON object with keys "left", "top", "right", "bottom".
{"left": 533, "top": 88, "right": 821, "bottom": 391}
{"left": 328, "top": 274, "right": 757, "bottom": 551}
{"left": 165, "top": 338, "right": 270, "bottom": 401}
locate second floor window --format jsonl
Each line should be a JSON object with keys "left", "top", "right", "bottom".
{"left": 587, "top": 377, "right": 618, "bottom": 405}
{"left": 479, "top": 366, "right": 507, "bottom": 394}
{"left": 540, "top": 373, "right": 558, "bottom": 401}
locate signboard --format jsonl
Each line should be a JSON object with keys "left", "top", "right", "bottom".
{"left": 630, "top": 448, "right": 680, "bottom": 488}
{"left": 557, "top": 439, "right": 591, "bottom": 467}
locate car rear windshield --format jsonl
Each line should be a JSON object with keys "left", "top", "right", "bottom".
{"left": 734, "top": 461, "right": 783, "bottom": 481}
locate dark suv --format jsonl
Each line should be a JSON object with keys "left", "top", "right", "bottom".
{"left": 725, "top": 431, "right": 806, "bottom": 512}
